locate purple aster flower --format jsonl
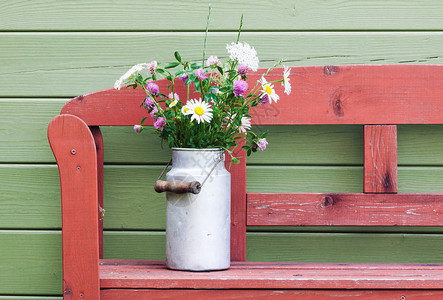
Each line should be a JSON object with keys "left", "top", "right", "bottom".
{"left": 146, "top": 82, "right": 159, "bottom": 96}
{"left": 179, "top": 73, "right": 189, "bottom": 82}
{"left": 259, "top": 94, "right": 269, "bottom": 105}
{"left": 195, "top": 68, "right": 208, "bottom": 80}
{"left": 237, "top": 63, "right": 249, "bottom": 76}
{"left": 150, "top": 105, "right": 158, "bottom": 120}
{"left": 233, "top": 80, "right": 248, "bottom": 97}
{"left": 256, "top": 138, "right": 268, "bottom": 151}
{"left": 133, "top": 125, "right": 142, "bottom": 133}
{"left": 154, "top": 117, "right": 166, "bottom": 131}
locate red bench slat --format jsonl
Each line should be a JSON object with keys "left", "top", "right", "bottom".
{"left": 247, "top": 193, "right": 443, "bottom": 226}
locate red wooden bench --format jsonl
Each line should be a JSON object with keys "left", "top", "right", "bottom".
{"left": 48, "top": 65, "right": 443, "bottom": 299}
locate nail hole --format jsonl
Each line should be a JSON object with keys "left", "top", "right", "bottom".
{"left": 400, "top": 296, "right": 406, "bottom": 300}
{"left": 71, "top": 149, "right": 76, "bottom": 155}
{"left": 79, "top": 293, "right": 84, "bottom": 297}
{"left": 76, "top": 166, "right": 81, "bottom": 171}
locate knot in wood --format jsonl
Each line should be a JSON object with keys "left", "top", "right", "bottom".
{"left": 322, "top": 196, "right": 334, "bottom": 207}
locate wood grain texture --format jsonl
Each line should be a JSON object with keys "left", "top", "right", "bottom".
{"left": 247, "top": 193, "right": 443, "bottom": 226}
{"left": 4, "top": 101, "right": 443, "bottom": 166}
{"left": 226, "top": 142, "right": 247, "bottom": 261}
{"left": 99, "top": 259, "right": 443, "bottom": 289}
{"left": 90, "top": 127, "right": 104, "bottom": 259}
{"left": 60, "top": 66, "right": 443, "bottom": 126}
{"left": 364, "top": 125, "right": 398, "bottom": 193}
{"left": 2, "top": 230, "right": 443, "bottom": 295}
{"left": 2, "top": 1, "right": 443, "bottom": 31}
{"left": 4, "top": 165, "right": 443, "bottom": 230}
{"left": 100, "top": 289, "right": 443, "bottom": 300}
{"left": 48, "top": 115, "right": 100, "bottom": 299}
{"left": 1, "top": 33, "right": 443, "bottom": 97}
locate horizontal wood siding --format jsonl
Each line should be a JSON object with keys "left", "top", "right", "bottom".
{"left": 2, "top": 1, "right": 443, "bottom": 297}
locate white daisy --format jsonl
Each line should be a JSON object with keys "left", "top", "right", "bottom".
{"left": 114, "top": 63, "right": 147, "bottom": 90}
{"left": 188, "top": 98, "right": 213, "bottom": 124}
{"left": 226, "top": 42, "right": 259, "bottom": 72}
{"left": 260, "top": 77, "right": 279, "bottom": 104}
{"left": 168, "top": 92, "right": 179, "bottom": 108}
{"left": 282, "top": 65, "right": 292, "bottom": 95}
{"left": 239, "top": 117, "right": 252, "bottom": 133}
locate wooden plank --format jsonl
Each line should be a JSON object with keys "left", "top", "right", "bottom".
{"left": 60, "top": 65, "right": 443, "bottom": 126}
{"left": 2, "top": 1, "right": 443, "bottom": 31}
{"left": 99, "top": 260, "right": 443, "bottom": 289}
{"left": 4, "top": 101, "right": 443, "bottom": 166}
{"left": 226, "top": 142, "right": 247, "bottom": 261}
{"left": 0, "top": 297, "right": 62, "bottom": 300}
{"left": 90, "top": 126, "right": 104, "bottom": 259}
{"left": 247, "top": 193, "right": 443, "bottom": 226}
{"left": 101, "top": 289, "right": 443, "bottom": 299}
{"left": 4, "top": 165, "right": 443, "bottom": 230}
{"left": 364, "top": 125, "right": 398, "bottom": 193}
{"left": 2, "top": 231, "right": 443, "bottom": 295}
{"left": 2, "top": 33, "right": 443, "bottom": 97}
{"left": 48, "top": 115, "right": 100, "bottom": 299}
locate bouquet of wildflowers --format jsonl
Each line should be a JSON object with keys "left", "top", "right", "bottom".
{"left": 114, "top": 18, "right": 291, "bottom": 163}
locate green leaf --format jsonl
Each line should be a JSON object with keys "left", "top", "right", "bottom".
{"left": 216, "top": 66, "right": 224, "bottom": 75}
{"left": 194, "top": 78, "right": 200, "bottom": 90}
{"left": 191, "top": 62, "right": 202, "bottom": 70}
{"left": 231, "top": 157, "right": 240, "bottom": 164}
{"left": 156, "top": 68, "right": 165, "bottom": 74}
{"left": 165, "top": 62, "right": 180, "bottom": 69}
{"left": 166, "top": 75, "right": 173, "bottom": 81}
{"left": 247, "top": 149, "right": 252, "bottom": 156}
{"left": 174, "top": 51, "right": 182, "bottom": 62}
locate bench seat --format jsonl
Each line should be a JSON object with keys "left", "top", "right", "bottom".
{"left": 100, "top": 259, "right": 443, "bottom": 289}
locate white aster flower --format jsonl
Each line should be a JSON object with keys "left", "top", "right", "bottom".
{"left": 260, "top": 77, "right": 279, "bottom": 104}
{"left": 114, "top": 63, "right": 147, "bottom": 90}
{"left": 282, "top": 65, "right": 292, "bottom": 95}
{"left": 188, "top": 98, "right": 213, "bottom": 124}
{"left": 226, "top": 42, "right": 259, "bottom": 72}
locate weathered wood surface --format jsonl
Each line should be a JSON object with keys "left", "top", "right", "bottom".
{"left": 100, "top": 260, "right": 443, "bottom": 289}
{"left": 60, "top": 65, "right": 443, "bottom": 126}
{"left": 5, "top": 100, "right": 443, "bottom": 165}
{"left": 2, "top": 33, "right": 443, "bottom": 97}
{"left": 3, "top": 230, "right": 443, "bottom": 295}
{"left": 2, "top": 1, "right": 443, "bottom": 31}
{"left": 90, "top": 126, "right": 104, "bottom": 259}
{"left": 100, "top": 289, "right": 443, "bottom": 299}
{"left": 226, "top": 141, "right": 247, "bottom": 261}
{"left": 364, "top": 125, "right": 398, "bottom": 193}
{"left": 47, "top": 115, "right": 100, "bottom": 299}
{"left": 247, "top": 193, "right": 443, "bottom": 226}
{"left": 5, "top": 165, "right": 443, "bottom": 230}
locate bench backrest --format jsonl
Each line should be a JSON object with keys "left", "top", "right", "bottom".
{"left": 51, "top": 65, "right": 443, "bottom": 262}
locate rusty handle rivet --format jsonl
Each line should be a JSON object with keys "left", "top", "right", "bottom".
{"left": 400, "top": 296, "right": 406, "bottom": 300}
{"left": 79, "top": 292, "right": 84, "bottom": 297}
{"left": 71, "top": 149, "right": 76, "bottom": 155}
{"left": 76, "top": 166, "right": 81, "bottom": 171}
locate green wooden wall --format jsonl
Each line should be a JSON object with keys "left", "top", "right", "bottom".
{"left": 1, "top": 0, "right": 443, "bottom": 298}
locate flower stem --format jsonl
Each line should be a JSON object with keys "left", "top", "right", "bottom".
{"left": 202, "top": 5, "right": 212, "bottom": 66}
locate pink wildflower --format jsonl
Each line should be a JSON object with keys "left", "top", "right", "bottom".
{"left": 154, "top": 117, "right": 166, "bottom": 130}
{"left": 146, "top": 82, "right": 159, "bottom": 96}
{"left": 133, "top": 125, "right": 142, "bottom": 133}
{"left": 147, "top": 61, "right": 157, "bottom": 74}
{"left": 145, "top": 97, "right": 155, "bottom": 109}
{"left": 256, "top": 138, "right": 268, "bottom": 151}
{"left": 237, "top": 63, "right": 248, "bottom": 76}
{"left": 179, "top": 73, "right": 189, "bottom": 82}
{"left": 233, "top": 80, "right": 248, "bottom": 97}
{"left": 259, "top": 94, "right": 269, "bottom": 105}
{"left": 150, "top": 105, "right": 158, "bottom": 119}
{"left": 206, "top": 56, "right": 221, "bottom": 67}
{"left": 195, "top": 68, "right": 208, "bottom": 80}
